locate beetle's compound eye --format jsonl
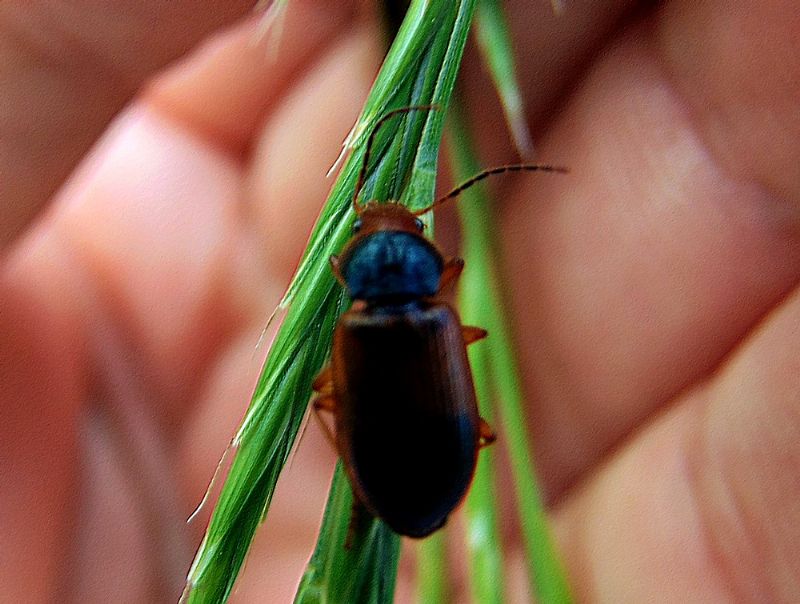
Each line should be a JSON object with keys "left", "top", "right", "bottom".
{"left": 414, "top": 218, "right": 425, "bottom": 232}
{"left": 353, "top": 218, "right": 363, "bottom": 234}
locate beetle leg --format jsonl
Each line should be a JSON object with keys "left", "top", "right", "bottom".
{"left": 478, "top": 417, "right": 497, "bottom": 448}
{"left": 313, "top": 394, "right": 336, "bottom": 412}
{"left": 312, "top": 365, "right": 340, "bottom": 449}
{"left": 330, "top": 255, "right": 347, "bottom": 288}
{"left": 462, "top": 326, "right": 488, "bottom": 345}
{"left": 312, "top": 395, "right": 339, "bottom": 452}
{"left": 437, "top": 257, "right": 464, "bottom": 292}
{"left": 350, "top": 300, "right": 368, "bottom": 312}
{"left": 313, "top": 365, "right": 334, "bottom": 393}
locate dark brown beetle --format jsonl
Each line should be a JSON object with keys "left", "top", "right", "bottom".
{"left": 313, "top": 107, "right": 564, "bottom": 538}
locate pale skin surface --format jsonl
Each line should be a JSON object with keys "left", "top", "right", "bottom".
{"left": 2, "top": 1, "right": 800, "bottom": 602}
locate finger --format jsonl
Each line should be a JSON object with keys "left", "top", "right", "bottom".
{"left": 146, "top": 0, "right": 371, "bottom": 278}
{"left": 49, "top": 3, "right": 368, "bottom": 433}
{"left": 32, "top": 13, "right": 376, "bottom": 596}
{"left": 0, "top": 0, "right": 256, "bottom": 250}
{"left": 461, "top": 0, "right": 637, "bottom": 161}
{"left": 0, "top": 262, "right": 84, "bottom": 603}
{"left": 146, "top": 0, "right": 360, "bottom": 153}
{"left": 554, "top": 283, "right": 800, "bottom": 601}
{"left": 499, "top": 2, "right": 800, "bottom": 498}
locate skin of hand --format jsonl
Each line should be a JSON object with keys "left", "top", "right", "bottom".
{"left": 2, "top": 1, "right": 800, "bottom": 603}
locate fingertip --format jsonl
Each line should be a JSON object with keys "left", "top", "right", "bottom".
{"left": 146, "top": 0, "right": 363, "bottom": 152}
{"left": 245, "top": 23, "right": 381, "bottom": 280}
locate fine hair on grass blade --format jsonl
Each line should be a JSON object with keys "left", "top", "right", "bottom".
{"left": 184, "top": 1, "right": 479, "bottom": 602}
{"left": 474, "top": 0, "right": 568, "bottom": 158}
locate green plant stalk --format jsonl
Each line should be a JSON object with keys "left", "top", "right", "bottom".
{"left": 454, "top": 106, "right": 507, "bottom": 604}
{"left": 184, "top": 0, "right": 480, "bottom": 601}
{"left": 474, "top": 0, "right": 533, "bottom": 157}
{"left": 447, "top": 104, "right": 573, "bottom": 603}
{"left": 296, "top": 0, "right": 482, "bottom": 602}
{"left": 460, "top": 334, "right": 507, "bottom": 604}
{"left": 289, "top": 0, "right": 483, "bottom": 602}
{"left": 184, "top": 286, "right": 343, "bottom": 604}
{"left": 415, "top": 531, "right": 449, "bottom": 604}
{"left": 295, "top": 463, "right": 401, "bottom": 604}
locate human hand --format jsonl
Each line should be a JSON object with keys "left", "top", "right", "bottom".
{"left": 2, "top": 1, "right": 799, "bottom": 603}
{"left": 494, "top": 2, "right": 800, "bottom": 601}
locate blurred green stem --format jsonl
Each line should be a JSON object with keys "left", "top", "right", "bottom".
{"left": 293, "top": 1, "right": 478, "bottom": 601}
{"left": 415, "top": 531, "right": 449, "bottom": 604}
{"left": 448, "top": 102, "right": 573, "bottom": 604}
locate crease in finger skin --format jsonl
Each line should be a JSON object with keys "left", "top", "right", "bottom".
{"left": 688, "top": 284, "right": 800, "bottom": 602}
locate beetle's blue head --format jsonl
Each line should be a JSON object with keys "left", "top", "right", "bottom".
{"left": 338, "top": 203, "right": 444, "bottom": 304}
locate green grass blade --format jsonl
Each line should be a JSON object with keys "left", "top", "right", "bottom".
{"left": 184, "top": 287, "right": 343, "bottom": 604}
{"left": 453, "top": 111, "right": 508, "bottom": 604}
{"left": 460, "top": 338, "right": 507, "bottom": 604}
{"left": 447, "top": 103, "right": 573, "bottom": 603}
{"left": 184, "top": 1, "right": 480, "bottom": 602}
{"left": 399, "top": 1, "right": 479, "bottom": 209}
{"left": 474, "top": 0, "right": 533, "bottom": 157}
{"left": 415, "top": 531, "right": 449, "bottom": 604}
{"left": 294, "top": 464, "right": 401, "bottom": 604}
{"left": 294, "top": 1, "right": 480, "bottom": 602}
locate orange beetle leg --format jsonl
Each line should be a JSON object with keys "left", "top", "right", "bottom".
{"left": 330, "top": 255, "right": 347, "bottom": 288}
{"left": 437, "top": 257, "right": 464, "bottom": 292}
{"left": 478, "top": 417, "right": 497, "bottom": 448}
{"left": 312, "top": 394, "right": 339, "bottom": 452}
{"left": 462, "top": 325, "right": 488, "bottom": 345}
{"left": 313, "top": 364, "right": 334, "bottom": 393}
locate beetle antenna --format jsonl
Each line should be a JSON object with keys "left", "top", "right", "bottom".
{"left": 413, "top": 163, "right": 568, "bottom": 216}
{"left": 353, "top": 104, "right": 439, "bottom": 214}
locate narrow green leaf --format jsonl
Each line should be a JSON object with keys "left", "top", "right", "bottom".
{"left": 447, "top": 103, "right": 573, "bottom": 603}
{"left": 294, "top": 465, "right": 401, "bottom": 604}
{"left": 184, "top": 287, "right": 343, "bottom": 604}
{"left": 415, "top": 531, "right": 449, "bottom": 604}
{"left": 452, "top": 106, "right": 508, "bottom": 604}
{"left": 184, "top": 1, "right": 480, "bottom": 602}
{"left": 295, "top": 1, "right": 481, "bottom": 602}
{"left": 474, "top": 0, "right": 533, "bottom": 157}
{"left": 461, "top": 342, "right": 507, "bottom": 604}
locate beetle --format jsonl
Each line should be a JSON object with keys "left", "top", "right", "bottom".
{"left": 312, "top": 106, "right": 564, "bottom": 538}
